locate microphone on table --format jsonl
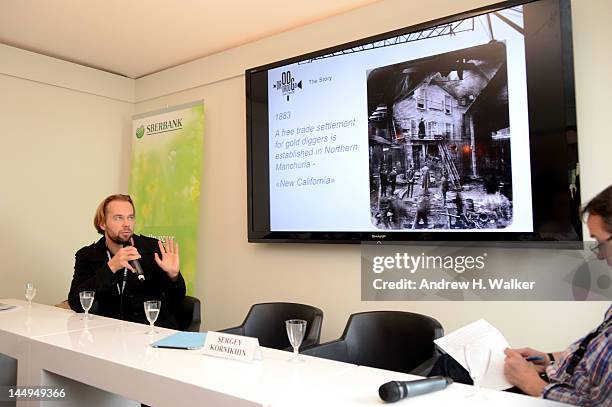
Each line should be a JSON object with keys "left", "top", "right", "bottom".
{"left": 379, "top": 376, "right": 453, "bottom": 403}
{"left": 123, "top": 242, "right": 145, "bottom": 281}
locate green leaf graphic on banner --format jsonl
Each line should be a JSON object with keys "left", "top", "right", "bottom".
{"left": 136, "top": 125, "right": 145, "bottom": 139}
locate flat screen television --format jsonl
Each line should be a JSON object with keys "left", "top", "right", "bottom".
{"left": 246, "top": 0, "right": 581, "bottom": 243}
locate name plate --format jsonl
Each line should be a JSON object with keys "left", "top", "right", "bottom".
{"left": 202, "top": 331, "right": 260, "bottom": 363}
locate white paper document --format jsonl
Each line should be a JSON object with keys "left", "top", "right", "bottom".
{"left": 434, "top": 319, "right": 513, "bottom": 390}
{"left": 0, "top": 303, "right": 17, "bottom": 311}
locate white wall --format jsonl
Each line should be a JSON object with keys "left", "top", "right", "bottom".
{"left": 135, "top": 0, "right": 611, "bottom": 351}
{"left": 1, "top": 0, "right": 610, "bottom": 353}
{"left": 0, "top": 44, "right": 134, "bottom": 305}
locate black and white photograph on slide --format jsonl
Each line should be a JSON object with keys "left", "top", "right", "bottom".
{"left": 368, "top": 41, "right": 513, "bottom": 230}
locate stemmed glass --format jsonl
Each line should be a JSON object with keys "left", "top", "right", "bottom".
{"left": 144, "top": 300, "right": 161, "bottom": 335}
{"left": 25, "top": 283, "right": 36, "bottom": 305}
{"left": 286, "top": 319, "right": 307, "bottom": 362}
{"left": 464, "top": 343, "right": 491, "bottom": 399}
{"left": 79, "top": 291, "right": 95, "bottom": 320}
{"left": 25, "top": 283, "right": 37, "bottom": 306}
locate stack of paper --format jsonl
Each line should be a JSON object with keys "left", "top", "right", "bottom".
{"left": 433, "top": 319, "right": 513, "bottom": 390}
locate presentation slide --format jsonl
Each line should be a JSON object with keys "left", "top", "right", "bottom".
{"left": 267, "top": 6, "right": 533, "bottom": 233}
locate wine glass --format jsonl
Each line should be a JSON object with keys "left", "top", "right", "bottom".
{"left": 24, "top": 283, "right": 37, "bottom": 306}
{"left": 464, "top": 343, "right": 491, "bottom": 399}
{"left": 285, "top": 319, "right": 307, "bottom": 362}
{"left": 144, "top": 300, "right": 161, "bottom": 335}
{"left": 79, "top": 291, "right": 95, "bottom": 320}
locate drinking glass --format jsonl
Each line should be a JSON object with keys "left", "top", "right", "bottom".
{"left": 24, "top": 283, "right": 37, "bottom": 306}
{"left": 79, "top": 291, "right": 95, "bottom": 320}
{"left": 144, "top": 300, "right": 161, "bottom": 335}
{"left": 285, "top": 319, "right": 307, "bottom": 362}
{"left": 464, "top": 343, "right": 491, "bottom": 399}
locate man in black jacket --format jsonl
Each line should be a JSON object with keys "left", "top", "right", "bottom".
{"left": 68, "top": 194, "right": 186, "bottom": 329}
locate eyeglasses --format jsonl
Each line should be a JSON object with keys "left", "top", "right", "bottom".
{"left": 589, "top": 236, "right": 612, "bottom": 256}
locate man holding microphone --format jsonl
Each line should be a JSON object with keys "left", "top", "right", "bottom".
{"left": 68, "top": 194, "right": 186, "bottom": 329}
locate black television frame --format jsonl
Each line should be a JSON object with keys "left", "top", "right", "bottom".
{"left": 246, "top": 0, "right": 581, "bottom": 244}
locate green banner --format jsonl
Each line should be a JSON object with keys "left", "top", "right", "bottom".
{"left": 129, "top": 101, "right": 204, "bottom": 294}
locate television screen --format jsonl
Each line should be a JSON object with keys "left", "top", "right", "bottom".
{"left": 247, "top": 0, "right": 581, "bottom": 243}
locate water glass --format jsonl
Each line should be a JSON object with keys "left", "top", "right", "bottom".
{"left": 286, "top": 319, "right": 307, "bottom": 362}
{"left": 25, "top": 283, "right": 37, "bottom": 305}
{"left": 144, "top": 300, "right": 161, "bottom": 335}
{"left": 464, "top": 343, "right": 491, "bottom": 399}
{"left": 79, "top": 291, "right": 95, "bottom": 320}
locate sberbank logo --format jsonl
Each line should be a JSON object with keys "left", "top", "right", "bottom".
{"left": 136, "top": 118, "right": 184, "bottom": 138}
{"left": 136, "top": 125, "right": 145, "bottom": 139}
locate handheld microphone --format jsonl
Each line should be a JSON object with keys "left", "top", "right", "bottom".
{"left": 122, "top": 242, "right": 145, "bottom": 281}
{"left": 378, "top": 376, "right": 452, "bottom": 403}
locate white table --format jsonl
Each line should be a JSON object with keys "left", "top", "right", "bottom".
{"left": 0, "top": 300, "right": 571, "bottom": 406}
{"left": 279, "top": 365, "right": 569, "bottom": 406}
{"left": 0, "top": 299, "right": 121, "bottom": 359}
{"left": 0, "top": 298, "right": 123, "bottom": 400}
{"left": 28, "top": 321, "right": 355, "bottom": 406}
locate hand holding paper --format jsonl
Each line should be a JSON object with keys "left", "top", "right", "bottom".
{"left": 503, "top": 348, "right": 547, "bottom": 396}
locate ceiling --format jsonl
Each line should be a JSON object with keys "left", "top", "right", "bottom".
{"left": 0, "top": 0, "right": 380, "bottom": 79}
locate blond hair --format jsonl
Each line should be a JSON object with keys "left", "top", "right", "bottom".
{"left": 93, "top": 194, "right": 135, "bottom": 235}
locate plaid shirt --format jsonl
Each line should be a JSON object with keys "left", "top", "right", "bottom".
{"left": 543, "top": 305, "right": 611, "bottom": 406}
